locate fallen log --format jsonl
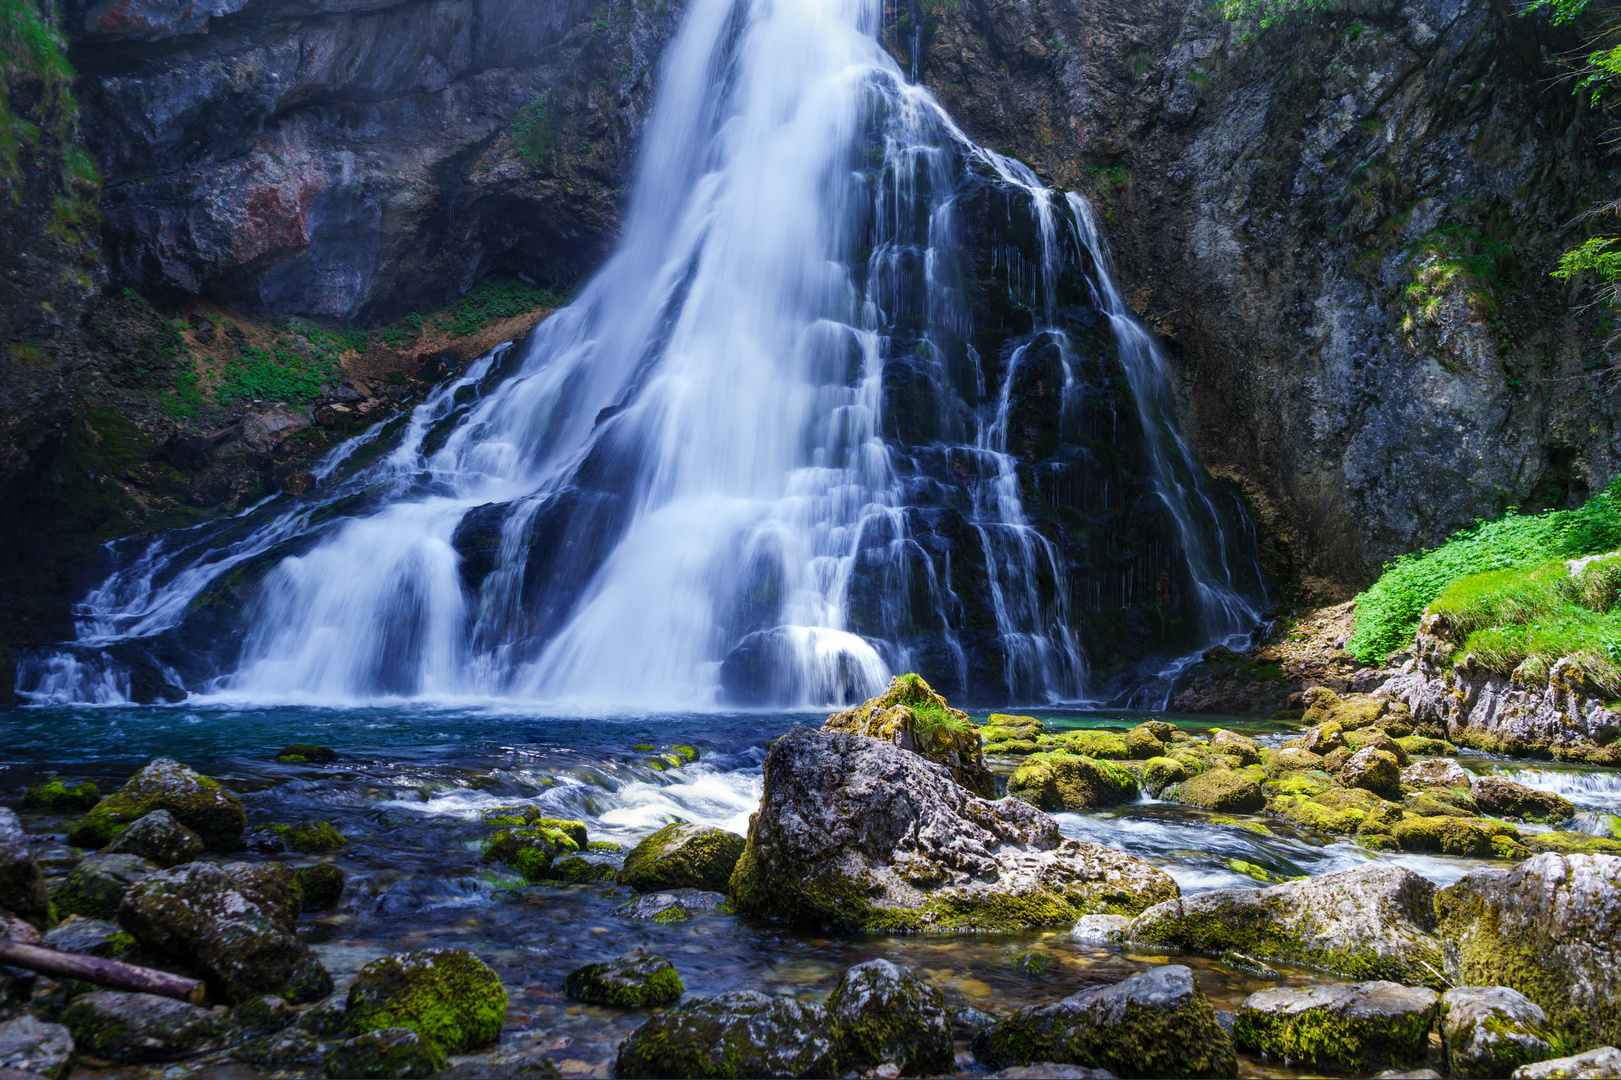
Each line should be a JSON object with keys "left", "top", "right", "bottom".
{"left": 0, "top": 939, "right": 206, "bottom": 1004}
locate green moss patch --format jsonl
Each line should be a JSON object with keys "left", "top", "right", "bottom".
{"left": 346, "top": 948, "right": 506, "bottom": 1055}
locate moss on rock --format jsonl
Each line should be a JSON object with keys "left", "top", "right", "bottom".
{"left": 826, "top": 959, "right": 952, "bottom": 1075}
{"left": 1268, "top": 785, "right": 1403, "bottom": 835}
{"left": 614, "top": 991, "right": 837, "bottom": 1079}
{"left": 323, "top": 1027, "right": 445, "bottom": 1078}
{"left": 619, "top": 823, "right": 745, "bottom": 894}
{"left": 1232, "top": 981, "right": 1439, "bottom": 1072}
{"left": 69, "top": 758, "right": 245, "bottom": 850}
{"left": 274, "top": 744, "right": 338, "bottom": 765}
{"left": 1140, "top": 756, "right": 1186, "bottom": 797}
{"left": 1007, "top": 753, "right": 1140, "bottom": 811}
{"left": 1171, "top": 767, "right": 1266, "bottom": 812}
{"left": 24, "top": 778, "right": 99, "bottom": 811}
{"left": 824, "top": 673, "right": 995, "bottom": 796}
{"left": 267, "top": 821, "right": 348, "bottom": 853}
{"left": 345, "top": 948, "right": 506, "bottom": 1055}
{"left": 52, "top": 852, "right": 158, "bottom": 920}
{"left": 562, "top": 952, "right": 683, "bottom": 1007}
{"left": 1391, "top": 814, "right": 1527, "bottom": 858}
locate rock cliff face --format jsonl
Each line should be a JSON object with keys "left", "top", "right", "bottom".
{"left": 70, "top": 0, "right": 685, "bottom": 323}
{"left": 903, "top": 0, "right": 1619, "bottom": 596}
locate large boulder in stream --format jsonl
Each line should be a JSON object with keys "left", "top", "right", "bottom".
{"left": 615, "top": 991, "right": 838, "bottom": 1079}
{"left": 728, "top": 728, "right": 1178, "bottom": 932}
{"left": 70, "top": 758, "right": 246, "bottom": 849}
{"left": 619, "top": 824, "right": 744, "bottom": 894}
{"left": 119, "top": 861, "right": 332, "bottom": 1004}
{"left": 1435, "top": 853, "right": 1621, "bottom": 1050}
{"left": 823, "top": 673, "right": 997, "bottom": 797}
{"left": 1441, "top": 986, "right": 1557, "bottom": 1079}
{"left": 1233, "top": 981, "right": 1439, "bottom": 1073}
{"left": 826, "top": 959, "right": 953, "bottom": 1076}
{"left": 1126, "top": 863, "right": 1446, "bottom": 987}
{"left": 345, "top": 948, "right": 507, "bottom": 1056}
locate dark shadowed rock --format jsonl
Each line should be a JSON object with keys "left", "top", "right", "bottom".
{"left": 53, "top": 852, "right": 160, "bottom": 920}
{"left": 0, "top": 810, "right": 49, "bottom": 930}
{"left": 69, "top": 758, "right": 245, "bottom": 850}
{"left": 826, "top": 959, "right": 952, "bottom": 1076}
{"left": 102, "top": 809, "right": 204, "bottom": 868}
{"left": 615, "top": 991, "right": 838, "bottom": 1079}
{"left": 324, "top": 1027, "right": 444, "bottom": 1079}
{"left": 42, "top": 916, "right": 127, "bottom": 958}
{"left": 562, "top": 952, "right": 683, "bottom": 1007}
{"left": 972, "top": 965, "right": 1237, "bottom": 1078}
{"left": 61, "top": 990, "right": 237, "bottom": 1063}
{"left": 1233, "top": 981, "right": 1439, "bottom": 1072}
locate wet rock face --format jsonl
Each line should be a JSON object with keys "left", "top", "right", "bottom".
{"left": 1434, "top": 853, "right": 1621, "bottom": 1050}
{"left": 617, "top": 823, "right": 745, "bottom": 894}
{"left": 824, "top": 674, "right": 997, "bottom": 797}
{"left": 71, "top": 0, "right": 689, "bottom": 323}
{"left": 61, "top": 990, "right": 239, "bottom": 1063}
{"left": 1441, "top": 986, "right": 1556, "bottom": 1080}
{"left": 909, "top": 0, "right": 1618, "bottom": 595}
{"left": 972, "top": 965, "right": 1238, "bottom": 1078}
{"left": 826, "top": 959, "right": 953, "bottom": 1076}
{"left": 1127, "top": 862, "right": 1445, "bottom": 987}
{"left": 1233, "top": 981, "right": 1439, "bottom": 1073}
{"left": 615, "top": 991, "right": 838, "bottom": 1080}
{"left": 728, "top": 728, "right": 1179, "bottom": 933}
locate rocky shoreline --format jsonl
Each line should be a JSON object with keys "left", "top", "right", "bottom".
{"left": 0, "top": 673, "right": 1615, "bottom": 1079}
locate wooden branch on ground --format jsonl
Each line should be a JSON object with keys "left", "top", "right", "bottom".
{"left": 0, "top": 939, "right": 206, "bottom": 1004}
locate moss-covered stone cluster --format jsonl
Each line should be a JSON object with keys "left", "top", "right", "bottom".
{"left": 477, "top": 806, "right": 598, "bottom": 883}
{"left": 345, "top": 948, "right": 507, "bottom": 1056}
{"left": 67, "top": 758, "right": 246, "bottom": 850}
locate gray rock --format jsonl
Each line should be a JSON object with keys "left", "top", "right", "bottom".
{"left": 1375, "top": 1071, "right": 1443, "bottom": 1079}
{"left": 615, "top": 990, "right": 837, "bottom": 1079}
{"left": 52, "top": 852, "right": 160, "bottom": 920}
{"left": 990, "top": 1067, "right": 1116, "bottom": 1079}
{"left": 1128, "top": 862, "right": 1446, "bottom": 987}
{"left": 439, "top": 1052, "right": 564, "bottom": 1079}
{"left": 229, "top": 995, "right": 298, "bottom": 1038}
{"left": 615, "top": 888, "right": 728, "bottom": 922}
{"left": 101, "top": 809, "right": 203, "bottom": 868}
{"left": 118, "top": 860, "right": 333, "bottom": 1004}
{"left": 298, "top": 991, "right": 351, "bottom": 1035}
{"left": 41, "top": 916, "right": 126, "bottom": 957}
{"left": 1435, "top": 853, "right": 1621, "bottom": 1049}
{"left": 729, "top": 729, "right": 1178, "bottom": 932}
{"left": 972, "top": 965, "right": 1237, "bottom": 1078}
{"left": 1513, "top": 1047, "right": 1621, "bottom": 1078}
{"left": 1442, "top": 986, "right": 1555, "bottom": 1079}
{"left": 238, "top": 1026, "right": 325, "bottom": 1067}
{"left": 1211, "top": 729, "right": 1263, "bottom": 765}
{"left": 0, "top": 1015, "right": 74, "bottom": 1079}
{"left": 0, "top": 808, "right": 50, "bottom": 929}
{"left": 324, "top": 1027, "right": 444, "bottom": 1079}
{"left": 1401, "top": 758, "right": 1470, "bottom": 790}
{"left": 1071, "top": 913, "right": 1131, "bottom": 945}
{"left": 1234, "top": 981, "right": 1439, "bottom": 1072}
{"left": 61, "top": 990, "right": 238, "bottom": 1063}
{"left": 826, "top": 959, "right": 952, "bottom": 1075}
{"left": 1471, "top": 777, "right": 1575, "bottom": 822}
{"left": 1341, "top": 747, "right": 1404, "bottom": 800}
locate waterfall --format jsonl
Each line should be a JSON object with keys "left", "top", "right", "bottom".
{"left": 16, "top": 0, "right": 1266, "bottom": 709}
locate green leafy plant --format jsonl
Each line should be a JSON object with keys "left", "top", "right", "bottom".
{"left": 431, "top": 276, "right": 562, "bottom": 338}
{"left": 510, "top": 92, "right": 556, "bottom": 162}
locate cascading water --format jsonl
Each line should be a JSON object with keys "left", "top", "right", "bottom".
{"left": 17, "top": 0, "right": 1266, "bottom": 709}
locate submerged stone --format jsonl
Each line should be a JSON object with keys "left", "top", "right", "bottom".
{"left": 618, "top": 823, "right": 745, "bottom": 894}
{"left": 267, "top": 820, "right": 349, "bottom": 852}
{"left": 1441, "top": 986, "right": 1555, "bottom": 1079}
{"left": 101, "top": 809, "right": 203, "bottom": 868}
{"left": 615, "top": 990, "right": 837, "bottom": 1079}
{"left": 324, "top": 1027, "right": 445, "bottom": 1079}
{"left": 345, "top": 948, "right": 507, "bottom": 1055}
{"left": 1070, "top": 914, "right": 1130, "bottom": 945}
{"left": 826, "top": 959, "right": 952, "bottom": 1076}
{"left": 616, "top": 888, "right": 728, "bottom": 922}
{"left": 61, "top": 990, "right": 238, "bottom": 1063}
{"left": 729, "top": 729, "right": 1177, "bottom": 932}
{"left": 69, "top": 758, "right": 246, "bottom": 850}
{"left": 824, "top": 673, "right": 996, "bottom": 796}
{"left": 562, "top": 952, "right": 683, "bottom": 1007}
{"left": 972, "top": 965, "right": 1236, "bottom": 1078}
{"left": 1233, "top": 981, "right": 1439, "bottom": 1072}
{"left": 1127, "top": 863, "right": 1446, "bottom": 987}
{"left": 22, "top": 778, "right": 100, "bottom": 812}
{"left": 275, "top": 744, "right": 339, "bottom": 764}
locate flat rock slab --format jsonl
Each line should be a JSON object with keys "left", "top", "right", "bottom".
{"left": 1234, "top": 981, "right": 1439, "bottom": 1072}
{"left": 1512, "top": 1047, "right": 1621, "bottom": 1079}
{"left": 1442, "top": 986, "right": 1554, "bottom": 1079}
{"left": 1127, "top": 862, "right": 1445, "bottom": 986}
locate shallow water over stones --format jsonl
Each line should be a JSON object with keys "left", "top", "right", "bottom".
{"left": 4, "top": 703, "right": 1617, "bottom": 1079}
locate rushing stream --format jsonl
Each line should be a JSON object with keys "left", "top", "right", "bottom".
{"left": 7, "top": 703, "right": 1620, "bottom": 1078}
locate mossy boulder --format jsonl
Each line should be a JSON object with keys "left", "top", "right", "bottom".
{"left": 1522, "top": 830, "right": 1621, "bottom": 856}
{"left": 1435, "top": 853, "right": 1621, "bottom": 1050}
{"left": 119, "top": 861, "right": 333, "bottom": 1004}
{"left": 478, "top": 807, "right": 588, "bottom": 847}
{"left": 562, "top": 952, "right": 683, "bottom": 1007}
{"left": 619, "top": 823, "right": 745, "bottom": 894}
{"left": 0, "top": 1015, "right": 74, "bottom": 1078}
{"left": 1340, "top": 747, "right": 1404, "bottom": 800}
{"left": 101, "top": 809, "right": 203, "bottom": 868}
{"left": 1306, "top": 691, "right": 1398, "bottom": 731}
{"left": 324, "top": 1027, "right": 444, "bottom": 1079}
{"left": 1057, "top": 730, "right": 1131, "bottom": 760}
{"left": 267, "top": 821, "right": 349, "bottom": 853}
{"left": 53, "top": 852, "right": 159, "bottom": 920}
{"left": 1401, "top": 757, "right": 1471, "bottom": 790}
{"left": 1007, "top": 754, "right": 1139, "bottom": 811}
{"left": 1398, "top": 735, "right": 1457, "bottom": 757}
{"left": 1300, "top": 722, "right": 1347, "bottom": 756}
{"left": 1139, "top": 756, "right": 1186, "bottom": 798}
{"left": 230, "top": 994, "right": 299, "bottom": 1038}
{"left": 1232, "top": 981, "right": 1439, "bottom": 1072}
{"left": 481, "top": 825, "right": 581, "bottom": 882}
{"left": 69, "top": 758, "right": 246, "bottom": 850}
{"left": 292, "top": 863, "right": 347, "bottom": 909}
{"left": 0, "top": 807, "right": 51, "bottom": 929}
{"left": 551, "top": 855, "right": 619, "bottom": 883}
{"left": 1441, "top": 986, "right": 1556, "bottom": 1079}
{"left": 826, "top": 959, "right": 951, "bottom": 1075}
{"left": 1210, "top": 729, "right": 1262, "bottom": 765}
{"left": 823, "top": 673, "right": 996, "bottom": 796}
{"left": 23, "top": 778, "right": 99, "bottom": 811}
{"left": 1403, "top": 789, "right": 1480, "bottom": 818}
{"left": 41, "top": 916, "right": 133, "bottom": 958}
{"left": 1127, "top": 863, "right": 1447, "bottom": 987}
{"left": 1269, "top": 785, "right": 1403, "bottom": 836}
{"left": 1472, "top": 777, "right": 1575, "bottom": 822}
{"left": 275, "top": 744, "right": 339, "bottom": 765}
{"left": 61, "top": 990, "right": 238, "bottom": 1063}
{"left": 1391, "top": 814, "right": 1527, "bottom": 858}
{"left": 1124, "top": 725, "right": 1167, "bottom": 759}
{"left": 345, "top": 948, "right": 506, "bottom": 1055}
{"left": 1171, "top": 767, "right": 1266, "bottom": 813}
{"left": 1262, "top": 747, "right": 1326, "bottom": 777}
{"left": 615, "top": 991, "right": 837, "bottom": 1079}
{"left": 1346, "top": 728, "right": 1411, "bottom": 766}
{"left": 971, "top": 965, "right": 1237, "bottom": 1078}
{"left": 728, "top": 729, "right": 1177, "bottom": 933}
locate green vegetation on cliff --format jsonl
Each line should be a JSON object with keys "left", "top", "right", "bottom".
{"left": 1347, "top": 478, "right": 1621, "bottom": 662}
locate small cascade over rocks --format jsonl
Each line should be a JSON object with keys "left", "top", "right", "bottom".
{"left": 16, "top": 0, "right": 1265, "bottom": 709}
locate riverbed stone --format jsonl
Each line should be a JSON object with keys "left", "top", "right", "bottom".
{"left": 1008, "top": 754, "right": 1140, "bottom": 811}
{"left": 1512, "top": 1047, "right": 1621, "bottom": 1078}
{"left": 0, "top": 809, "right": 50, "bottom": 930}
{"left": 1434, "top": 853, "right": 1621, "bottom": 1049}
{"left": 267, "top": 820, "right": 349, "bottom": 853}
{"left": 1471, "top": 777, "right": 1574, "bottom": 822}
{"left": 615, "top": 990, "right": 838, "bottom": 1079}
{"left": 562, "top": 951, "right": 683, "bottom": 1006}
{"left": 1268, "top": 784, "right": 1404, "bottom": 835}
{"left": 345, "top": 948, "right": 506, "bottom": 1055}
{"left": 1139, "top": 756, "right": 1186, "bottom": 797}
{"left": 294, "top": 863, "right": 347, "bottom": 909}
{"left": 42, "top": 916, "right": 129, "bottom": 957}
{"left": 118, "top": 860, "right": 333, "bottom": 1004}
{"left": 230, "top": 995, "right": 299, "bottom": 1038}
{"left": 23, "top": 778, "right": 100, "bottom": 812}
{"left": 728, "top": 728, "right": 1178, "bottom": 932}
{"left": 70, "top": 758, "right": 246, "bottom": 849}
{"left": 972, "top": 964, "right": 1236, "bottom": 1078}
{"left": 616, "top": 888, "right": 728, "bottom": 922}
{"left": 1441, "top": 986, "right": 1555, "bottom": 1079}
{"left": 1125, "top": 725, "right": 1167, "bottom": 759}
{"left": 1341, "top": 747, "right": 1404, "bottom": 800}
{"left": 824, "top": 673, "right": 996, "bottom": 796}
{"left": 1171, "top": 767, "right": 1266, "bottom": 812}
{"left": 53, "top": 852, "right": 160, "bottom": 919}
{"left": 618, "top": 823, "right": 745, "bottom": 894}
{"left": 101, "top": 810, "right": 203, "bottom": 868}
{"left": 1127, "top": 862, "right": 1446, "bottom": 986}
{"left": 275, "top": 744, "right": 339, "bottom": 764}
{"left": 0, "top": 1015, "right": 73, "bottom": 1078}
{"left": 324, "top": 1027, "right": 445, "bottom": 1079}
{"left": 481, "top": 819, "right": 586, "bottom": 882}
{"left": 988, "top": 1067, "right": 1116, "bottom": 1079}
{"left": 1391, "top": 814, "right": 1526, "bottom": 858}
{"left": 240, "top": 1027, "right": 325, "bottom": 1067}
{"left": 1301, "top": 723, "right": 1347, "bottom": 756}
{"left": 1211, "top": 729, "right": 1262, "bottom": 765}
{"left": 1233, "top": 981, "right": 1439, "bottom": 1072}
{"left": 1071, "top": 913, "right": 1131, "bottom": 945}
{"left": 61, "top": 990, "right": 238, "bottom": 1063}
{"left": 826, "top": 959, "right": 952, "bottom": 1075}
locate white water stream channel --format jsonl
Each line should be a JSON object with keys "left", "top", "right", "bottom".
{"left": 19, "top": 0, "right": 1263, "bottom": 708}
